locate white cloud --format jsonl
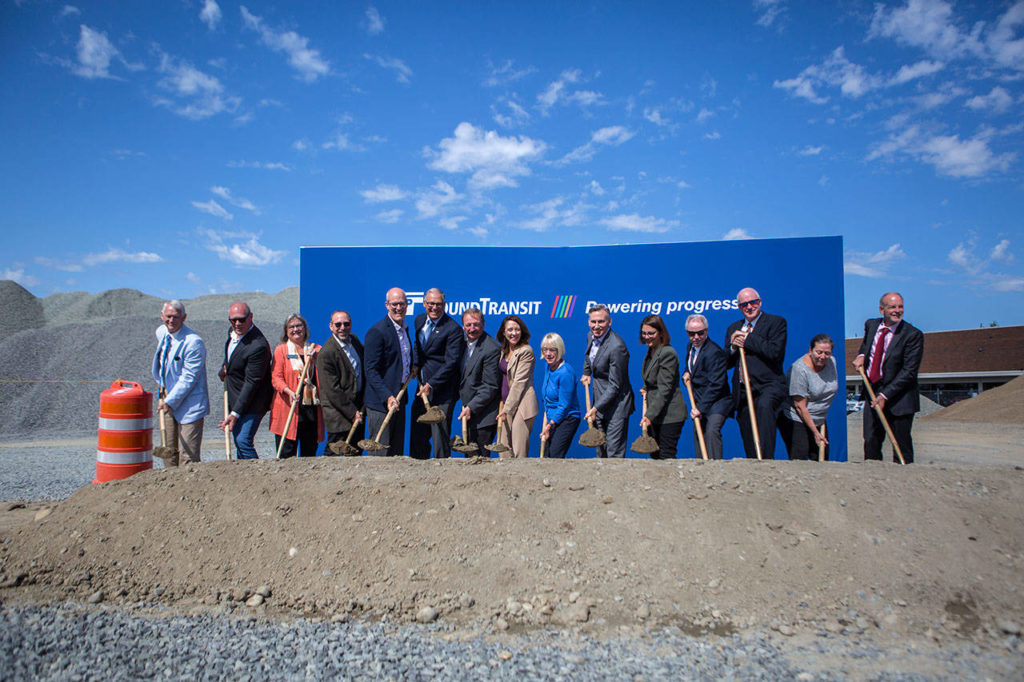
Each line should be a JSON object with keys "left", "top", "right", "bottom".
{"left": 360, "top": 184, "right": 407, "bottom": 202}
{"left": 364, "top": 54, "right": 412, "bottom": 84}
{"left": 869, "top": 0, "right": 982, "bottom": 61}
{"left": 82, "top": 248, "right": 163, "bottom": 266}
{"left": 35, "top": 256, "right": 83, "bottom": 272}
{"left": 240, "top": 6, "right": 329, "bottom": 82}
{"left": 774, "top": 46, "right": 881, "bottom": 103}
{"left": 600, "top": 214, "right": 677, "bottom": 233}
{"left": 723, "top": 228, "right": 753, "bottom": 240}
{"left": 536, "top": 69, "right": 604, "bottom": 114}
{"left": 987, "top": 2, "right": 1024, "bottom": 70}
{"left": 588, "top": 180, "right": 605, "bottom": 195}
{"left": 364, "top": 6, "right": 385, "bottom": 35}
{"left": 2, "top": 267, "right": 40, "bottom": 287}
{"left": 518, "top": 197, "right": 590, "bottom": 232}
{"left": 155, "top": 51, "right": 239, "bottom": 119}
{"left": 226, "top": 160, "right": 292, "bottom": 171}
{"left": 186, "top": 272, "right": 202, "bottom": 284}
{"left": 704, "top": 131, "right": 721, "bottom": 140}
{"left": 695, "top": 107, "right": 715, "bottom": 124}
{"left": 948, "top": 241, "right": 974, "bottom": 270}
{"left": 991, "top": 238, "right": 1014, "bottom": 263}
{"left": 818, "top": 175, "right": 829, "bottom": 187}
{"left": 844, "top": 243, "right": 906, "bottom": 277}
{"left": 644, "top": 107, "right": 671, "bottom": 127}
{"left": 202, "top": 228, "right": 285, "bottom": 267}
{"left": 868, "top": 124, "right": 1015, "bottom": 177}
{"left": 483, "top": 59, "right": 536, "bottom": 87}
{"left": 375, "top": 209, "right": 403, "bottom": 223}
{"left": 491, "top": 97, "right": 530, "bottom": 128}
{"left": 322, "top": 132, "right": 353, "bottom": 151}
{"left": 200, "top": 0, "right": 222, "bottom": 30}
{"left": 426, "top": 122, "right": 545, "bottom": 191}
{"left": 211, "top": 186, "right": 259, "bottom": 214}
{"left": 558, "top": 125, "right": 634, "bottom": 165}
{"left": 70, "top": 25, "right": 122, "bottom": 79}
{"left": 798, "top": 145, "right": 824, "bottom": 156}
{"left": 439, "top": 216, "right": 467, "bottom": 231}
{"left": 415, "top": 181, "right": 462, "bottom": 219}
{"left": 291, "top": 139, "right": 310, "bottom": 152}
{"left": 60, "top": 6, "right": 80, "bottom": 18}
{"left": 965, "top": 86, "right": 1014, "bottom": 113}
{"left": 889, "top": 59, "right": 945, "bottom": 85}
{"left": 467, "top": 226, "right": 488, "bottom": 238}
{"left": 192, "top": 199, "right": 233, "bottom": 220}
{"left": 753, "top": 0, "right": 786, "bottom": 28}
{"left": 989, "top": 275, "right": 1024, "bottom": 291}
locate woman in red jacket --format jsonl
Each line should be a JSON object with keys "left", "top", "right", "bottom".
{"left": 270, "top": 314, "right": 324, "bottom": 457}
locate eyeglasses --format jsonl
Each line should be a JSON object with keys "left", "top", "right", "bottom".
{"left": 386, "top": 301, "right": 408, "bottom": 309}
{"left": 687, "top": 329, "right": 707, "bottom": 337}
{"left": 229, "top": 316, "right": 249, "bottom": 323}
{"left": 331, "top": 322, "right": 351, "bottom": 328}
{"left": 287, "top": 324, "right": 305, "bottom": 331}
{"left": 738, "top": 299, "right": 761, "bottom": 308}
{"left": 541, "top": 347, "right": 557, "bottom": 353}
{"left": 640, "top": 331, "right": 658, "bottom": 338}
{"left": 423, "top": 301, "right": 444, "bottom": 307}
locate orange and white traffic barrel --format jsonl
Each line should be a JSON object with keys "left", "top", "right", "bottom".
{"left": 94, "top": 380, "right": 153, "bottom": 484}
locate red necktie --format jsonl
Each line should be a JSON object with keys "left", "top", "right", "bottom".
{"left": 867, "top": 327, "right": 889, "bottom": 383}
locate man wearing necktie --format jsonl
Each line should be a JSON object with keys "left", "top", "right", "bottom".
{"left": 411, "top": 288, "right": 465, "bottom": 459}
{"left": 457, "top": 308, "right": 501, "bottom": 454}
{"left": 363, "top": 287, "right": 416, "bottom": 456}
{"left": 680, "top": 314, "right": 731, "bottom": 460}
{"left": 582, "top": 304, "right": 634, "bottom": 458}
{"left": 853, "top": 292, "right": 924, "bottom": 463}
{"left": 317, "top": 310, "right": 365, "bottom": 454}
{"left": 725, "top": 287, "right": 788, "bottom": 459}
{"left": 151, "top": 300, "right": 210, "bottom": 466}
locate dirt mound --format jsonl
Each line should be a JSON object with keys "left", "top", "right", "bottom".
{"left": 0, "top": 280, "right": 45, "bottom": 342}
{"left": 2, "top": 458, "right": 1022, "bottom": 640}
{"left": 924, "top": 374, "right": 1024, "bottom": 425}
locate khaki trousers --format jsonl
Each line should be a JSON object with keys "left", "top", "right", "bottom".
{"left": 500, "top": 413, "right": 535, "bottom": 458}
{"left": 163, "top": 415, "right": 204, "bottom": 465}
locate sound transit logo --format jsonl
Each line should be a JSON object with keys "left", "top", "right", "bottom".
{"left": 550, "top": 295, "right": 577, "bottom": 319}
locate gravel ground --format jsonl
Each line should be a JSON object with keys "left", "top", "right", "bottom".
{"left": 1, "top": 602, "right": 1020, "bottom": 681}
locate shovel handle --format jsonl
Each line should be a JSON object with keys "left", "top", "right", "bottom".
{"left": 739, "top": 347, "right": 763, "bottom": 460}
{"left": 640, "top": 393, "right": 650, "bottom": 437}
{"left": 421, "top": 391, "right": 431, "bottom": 408}
{"left": 584, "top": 381, "right": 595, "bottom": 427}
{"left": 683, "top": 377, "right": 708, "bottom": 460}
{"left": 539, "top": 412, "right": 548, "bottom": 458}
{"left": 857, "top": 366, "right": 905, "bottom": 465}
{"left": 496, "top": 401, "right": 505, "bottom": 444}
{"left": 345, "top": 409, "right": 364, "bottom": 444}
{"left": 223, "top": 389, "right": 232, "bottom": 460}
{"left": 818, "top": 423, "right": 827, "bottom": 462}
{"left": 276, "top": 354, "right": 313, "bottom": 459}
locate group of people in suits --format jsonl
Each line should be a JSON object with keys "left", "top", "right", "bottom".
{"left": 150, "top": 287, "right": 922, "bottom": 464}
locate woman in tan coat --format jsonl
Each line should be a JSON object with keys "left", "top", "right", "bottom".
{"left": 496, "top": 315, "right": 540, "bottom": 457}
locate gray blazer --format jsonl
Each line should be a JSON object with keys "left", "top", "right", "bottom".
{"left": 642, "top": 344, "right": 686, "bottom": 425}
{"left": 459, "top": 332, "right": 501, "bottom": 428}
{"left": 583, "top": 328, "right": 635, "bottom": 421}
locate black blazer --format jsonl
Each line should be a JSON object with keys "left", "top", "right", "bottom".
{"left": 222, "top": 325, "right": 273, "bottom": 416}
{"left": 316, "top": 334, "right": 364, "bottom": 433}
{"left": 413, "top": 312, "right": 465, "bottom": 404}
{"left": 725, "top": 312, "right": 788, "bottom": 400}
{"left": 459, "top": 332, "right": 501, "bottom": 428}
{"left": 363, "top": 316, "right": 412, "bottom": 412}
{"left": 683, "top": 338, "right": 732, "bottom": 417}
{"left": 857, "top": 318, "right": 924, "bottom": 416}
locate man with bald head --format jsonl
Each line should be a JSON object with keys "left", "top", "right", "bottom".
{"left": 725, "top": 287, "right": 787, "bottom": 459}
{"left": 363, "top": 287, "right": 415, "bottom": 456}
{"left": 853, "top": 292, "right": 923, "bottom": 463}
{"left": 218, "top": 301, "right": 273, "bottom": 459}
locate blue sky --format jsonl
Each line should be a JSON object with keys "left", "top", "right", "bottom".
{"left": 1, "top": 0, "right": 1022, "bottom": 335}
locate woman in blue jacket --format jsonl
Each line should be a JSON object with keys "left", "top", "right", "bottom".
{"left": 539, "top": 332, "right": 581, "bottom": 458}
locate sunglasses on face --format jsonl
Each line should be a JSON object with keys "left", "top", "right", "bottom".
{"left": 332, "top": 322, "right": 351, "bottom": 328}
{"left": 738, "top": 299, "right": 761, "bottom": 308}
{"left": 229, "top": 316, "right": 249, "bottom": 323}
{"left": 687, "top": 329, "right": 707, "bottom": 337}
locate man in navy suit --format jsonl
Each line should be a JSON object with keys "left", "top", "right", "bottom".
{"left": 363, "top": 287, "right": 415, "bottom": 456}
{"left": 411, "top": 288, "right": 465, "bottom": 459}
{"left": 582, "top": 304, "right": 634, "bottom": 458}
{"left": 218, "top": 301, "right": 273, "bottom": 459}
{"left": 853, "top": 292, "right": 923, "bottom": 463}
{"left": 725, "top": 287, "right": 787, "bottom": 459}
{"left": 681, "top": 314, "right": 731, "bottom": 460}
{"left": 457, "top": 308, "right": 501, "bottom": 454}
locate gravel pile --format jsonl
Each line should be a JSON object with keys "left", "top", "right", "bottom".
{"left": 0, "top": 281, "right": 45, "bottom": 342}
{"left": 1, "top": 603, "right": 1019, "bottom": 681}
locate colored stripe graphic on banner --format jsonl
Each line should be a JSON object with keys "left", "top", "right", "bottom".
{"left": 550, "top": 295, "right": 576, "bottom": 318}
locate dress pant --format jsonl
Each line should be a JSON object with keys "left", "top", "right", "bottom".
{"left": 162, "top": 415, "right": 204, "bottom": 466}
{"left": 735, "top": 382, "right": 785, "bottom": 459}
{"left": 275, "top": 406, "right": 319, "bottom": 458}
{"left": 648, "top": 421, "right": 683, "bottom": 459}
{"left": 863, "top": 405, "right": 914, "bottom": 463}
{"left": 546, "top": 416, "right": 580, "bottom": 459}
{"left": 593, "top": 413, "right": 629, "bottom": 458}
{"left": 693, "top": 413, "right": 726, "bottom": 460}
{"left": 410, "top": 398, "right": 455, "bottom": 459}
{"left": 500, "top": 414, "right": 535, "bottom": 458}
{"left": 232, "top": 413, "right": 264, "bottom": 460}
{"left": 366, "top": 407, "right": 406, "bottom": 456}
{"left": 778, "top": 416, "right": 828, "bottom": 461}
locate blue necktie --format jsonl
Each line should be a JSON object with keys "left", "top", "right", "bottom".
{"left": 422, "top": 319, "right": 433, "bottom": 345}
{"left": 158, "top": 335, "right": 172, "bottom": 389}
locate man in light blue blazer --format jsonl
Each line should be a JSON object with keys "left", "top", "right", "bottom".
{"left": 152, "top": 300, "right": 210, "bottom": 465}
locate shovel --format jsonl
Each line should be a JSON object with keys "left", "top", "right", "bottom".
{"left": 223, "top": 389, "right": 232, "bottom": 460}
{"left": 857, "top": 366, "right": 906, "bottom": 465}
{"left": 539, "top": 412, "right": 548, "bottom": 458}
{"left": 152, "top": 392, "right": 175, "bottom": 463}
{"left": 358, "top": 374, "right": 415, "bottom": 452}
{"left": 484, "top": 401, "right": 510, "bottom": 454}
{"left": 578, "top": 381, "right": 606, "bottom": 448}
{"left": 683, "top": 377, "right": 708, "bottom": 461}
{"left": 328, "top": 410, "right": 363, "bottom": 456}
{"left": 276, "top": 348, "right": 314, "bottom": 459}
{"left": 451, "top": 414, "right": 480, "bottom": 454}
{"left": 631, "top": 393, "right": 660, "bottom": 455}
{"left": 739, "top": 347, "right": 763, "bottom": 460}
{"left": 818, "top": 423, "right": 827, "bottom": 462}
{"left": 416, "top": 390, "right": 446, "bottom": 424}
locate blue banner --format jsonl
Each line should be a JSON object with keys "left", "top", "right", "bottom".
{"left": 300, "top": 237, "right": 846, "bottom": 460}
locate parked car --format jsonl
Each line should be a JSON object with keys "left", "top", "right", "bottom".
{"left": 846, "top": 397, "right": 865, "bottom": 414}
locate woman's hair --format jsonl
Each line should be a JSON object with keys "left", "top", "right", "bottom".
{"left": 496, "top": 315, "right": 531, "bottom": 355}
{"left": 809, "top": 333, "right": 834, "bottom": 350}
{"left": 280, "top": 313, "right": 309, "bottom": 343}
{"left": 638, "top": 314, "right": 670, "bottom": 345}
{"left": 540, "top": 332, "right": 565, "bottom": 364}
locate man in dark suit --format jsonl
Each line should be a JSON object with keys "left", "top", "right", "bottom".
{"left": 317, "top": 310, "right": 364, "bottom": 455}
{"left": 725, "top": 287, "right": 787, "bottom": 459}
{"left": 457, "top": 307, "right": 501, "bottom": 454}
{"left": 853, "top": 292, "right": 923, "bottom": 463}
{"left": 582, "top": 304, "right": 634, "bottom": 458}
{"left": 681, "top": 314, "right": 731, "bottom": 460}
{"left": 363, "top": 287, "right": 414, "bottom": 456}
{"left": 411, "top": 288, "right": 465, "bottom": 459}
{"left": 218, "top": 301, "right": 273, "bottom": 459}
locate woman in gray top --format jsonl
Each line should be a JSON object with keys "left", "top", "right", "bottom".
{"left": 780, "top": 334, "right": 838, "bottom": 460}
